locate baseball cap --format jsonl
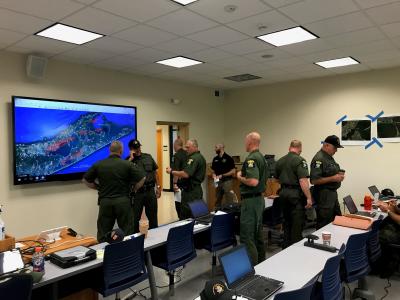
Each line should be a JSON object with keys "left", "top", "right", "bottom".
{"left": 128, "top": 139, "right": 141, "bottom": 149}
{"left": 200, "top": 280, "right": 234, "bottom": 300}
{"left": 324, "top": 135, "right": 343, "bottom": 148}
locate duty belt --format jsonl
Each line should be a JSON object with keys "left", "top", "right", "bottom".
{"left": 241, "top": 192, "right": 262, "bottom": 199}
{"left": 281, "top": 184, "right": 301, "bottom": 189}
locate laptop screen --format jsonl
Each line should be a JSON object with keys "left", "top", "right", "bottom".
{"left": 0, "top": 250, "right": 24, "bottom": 275}
{"left": 343, "top": 195, "right": 358, "bottom": 214}
{"left": 188, "top": 200, "right": 209, "bottom": 218}
{"left": 219, "top": 246, "right": 253, "bottom": 287}
{"left": 368, "top": 185, "right": 380, "bottom": 196}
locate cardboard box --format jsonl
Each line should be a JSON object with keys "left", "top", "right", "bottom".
{"left": 0, "top": 234, "right": 15, "bottom": 252}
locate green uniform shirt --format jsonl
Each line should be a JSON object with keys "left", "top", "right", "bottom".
{"left": 310, "top": 149, "right": 341, "bottom": 190}
{"left": 240, "top": 150, "right": 268, "bottom": 194}
{"left": 275, "top": 152, "right": 309, "bottom": 186}
{"left": 131, "top": 153, "right": 158, "bottom": 185}
{"left": 84, "top": 154, "right": 145, "bottom": 198}
{"left": 183, "top": 151, "right": 206, "bottom": 185}
{"left": 172, "top": 148, "right": 188, "bottom": 171}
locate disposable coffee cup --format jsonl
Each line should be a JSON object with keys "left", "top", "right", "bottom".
{"left": 321, "top": 231, "right": 331, "bottom": 246}
{"left": 139, "top": 219, "right": 149, "bottom": 238}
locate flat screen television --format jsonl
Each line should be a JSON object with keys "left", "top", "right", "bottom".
{"left": 12, "top": 96, "right": 137, "bottom": 185}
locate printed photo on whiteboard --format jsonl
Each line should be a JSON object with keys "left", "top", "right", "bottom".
{"left": 377, "top": 116, "right": 400, "bottom": 142}
{"left": 341, "top": 119, "right": 371, "bottom": 146}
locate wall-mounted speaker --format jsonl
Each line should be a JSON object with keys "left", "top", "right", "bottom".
{"left": 26, "top": 55, "right": 48, "bottom": 80}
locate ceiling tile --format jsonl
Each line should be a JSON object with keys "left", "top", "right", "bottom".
{"left": 54, "top": 46, "right": 115, "bottom": 64}
{"left": 306, "top": 12, "right": 374, "bottom": 38}
{"left": 0, "top": 28, "right": 26, "bottom": 46}
{"left": 62, "top": 7, "right": 136, "bottom": 35}
{"left": 364, "top": 58, "right": 400, "bottom": 69}
{"left": 227, "top": 10, "right": 297, "bottom": 37}
{"left": 126, "top": 63, "right": 173, "bottom": 75}
{"left": 325, "top": 27, "right": 386, "bottom": 48}
{"left": 354, "top": 0, "right": 400, "bottom": 9}
{"left": 187, "top": 63, "right": 234, "bottom": 76}
{"left": 218, "top": 39, "right": 273, "bottom": 55}
{"left": 92, "top": 55, "right": 146, "bottom": 70}
{"left": 113, "top": 25, "right": 178, "bottom": 46}
{"left": 279, "top": 63, "right": 323, "bottom": 73}
{"left": 300, "top": 49, "right": 345, "bottom": 63}
{"left": 297, "top": 69, "right": 334, "bottom": 79}
{"left": 263, "top": 57, "right": 307, "bottom": 68}
{"left": 243, "top": 48, "right": 292, "bottom": 62}
{"left": 338, "top": 39, "right": 397, "bottom": 57}
{"left": 85, "top": 37, "right": 143, "bottom": 55}
{"left": 12, "top": 36, "right": 77, "bottom": 55}
{"left": 381, "top": 22, "right": 400, "bottom": 37}
{"left": 153, "top": 38, "right": 209, "bottom": 55}
{"left": 356, "top": 49, "right": 400, "bottom": 62}
{"left": 126, "top": 47, "right": 175, "bottom": 63}
{"left": 366, "top": 2, "right": 400, "bottom": 25}
{"left": 94, "top": 0, "right": 179, "bottom": 22}
{"left": 0, "top": 8, "right": 52, "bottom": 34}
{"left": 261, "top": 0, "right": 304, "bottom": 8}
{"left": 187, "top": 0, "right": 272, "bottom": 24}
{"left": 213, "top": 56, "right": 257, "bottom": 68}
{"left": 4, "top": 46, "right": 34, "bottom": 55}
{"left": 147, "top": 9, "right": 218, "bottom": 36}
{"left": 190, "top": 48, "right": 234, "bottom": 62}
{"left": 280, "top": 38, "right": 333, "bottom": 55}
{"left": 186, "top": 26, "right": 248, "bottom": 47}
{"left": 0, "top": 0, "right": 84, "bottom": 20}
{"left": 279, "top": 0, "right": 358, "bottom": 24}
{"left": 329, "top": 64, "right": 370, "bottom": 74}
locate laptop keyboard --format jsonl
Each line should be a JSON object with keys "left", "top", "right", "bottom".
{"left": 238, "top": 276, "right": 280, "bottom": 300}
{"left": 357, "top": 211, "right": 376, "bottom": 217}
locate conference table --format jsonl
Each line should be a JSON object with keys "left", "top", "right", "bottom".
{"left": 32, "top": 220, "right": 210, "bottom": 300}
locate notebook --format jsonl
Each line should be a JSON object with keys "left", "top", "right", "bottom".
{"left": 343, "top": 195, "right": 376, "bottom": 218}
{"left": 219, "top": 245, "right": 283, "bottom": 300}
{"left": 188, "top": 200, "right": 214, "bottom": 224}
{"left": 0, "top": 249, "right": 24, "bottom": 275}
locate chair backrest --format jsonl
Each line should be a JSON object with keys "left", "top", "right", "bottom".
{"left": 103, "top": 234, "right": 147, "bottom": 289}
{"left": 210, "top": 213, "right": 236, "bottom": 251}
{"left": 343, "top": 232, "right": 371, "bottom": 283}
{"left": 166, "top": 221, "right": 196, "bottom": 269}
{"left": 368, "top": 218, "right": 383, "bottom": 263}
{"left": 321, "top": 243, "right": 346, "bottom": 300}
{"left": 263, "top": 197, "right": 283, "bottom": 226}
{"left": 275, "top": 274, "right": 318, "bottom": 300}
{"left": 0, "top": 273, "right": 33, "bottom": 300}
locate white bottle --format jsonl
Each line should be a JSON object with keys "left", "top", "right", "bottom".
{"left": 0, "top": 205, "right": 5, "bottom": 241}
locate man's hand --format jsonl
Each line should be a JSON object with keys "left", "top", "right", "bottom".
{"left": 166, "top": 167, "right": 172, "bottom": 174}
{"left": 377, "top": 201, "right": 389, "bottom": 212}
{"left": 156, "top": 186, "right": 161, "bottom": 198}
{"left": 129, "top": 150, "right": 135, "bottom": 161}
{"left": 332, "top": 173, "right": 345, "bottom": 182}
{"left": 305, "top": 198, "right": 313, "bottom": 209}
{"left": 173, "top": 183, "right": 179, "bottom": 192}
{"left": 236, "top": 171, "right": 242, "bottom": 179}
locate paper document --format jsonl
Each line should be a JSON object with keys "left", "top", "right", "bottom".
{"left": 174, "top": 189, "right": 182, "bottom": 203}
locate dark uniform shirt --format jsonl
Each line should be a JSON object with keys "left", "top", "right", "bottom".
{"left": 240, "top": 150, "right": 268, "bottom": 194}
{"left": 183, "top": 151, "right": 206, "bottom": 185}
{"left": 310, "top": 150, "right": 341, "bottom": 190}
{"left": 275, "top": 152, "right": 309, "bottom": 187}
{"left": 130, "top": 153, "right": 158, "bottom": 186}
{"left": 84, "top": 154, "right": 145, "bottom": 198}
{"left": 172, "top": 148, "right": 188, "bottom": 172}
{"left": 211, "top": 152, "right": 235, "bottom": 179}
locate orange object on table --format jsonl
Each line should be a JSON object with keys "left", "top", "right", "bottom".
{"left": 364, "top": 195, "right": 373, "bottom": 211}
{"left": 333, "top": 214, "right": 373, "bottom": 230}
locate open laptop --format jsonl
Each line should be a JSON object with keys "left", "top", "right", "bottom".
{"left": 343, "top": 195, "right": 376, "bottom": 218}
{"left": 368, "top": 185, "right": 400, "bottom": 200}
{"left": 219, "top": 245, "right": 283, "bottom": 300}
{"left": 188, "top": 200, "right": 214, "bottom": 224}
{"left": 0, "top": 249, "right": 25, "bottom": 275}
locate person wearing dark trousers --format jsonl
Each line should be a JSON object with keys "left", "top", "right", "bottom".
{"left": 83, "top": 141, "right": 145, "bottom": 242}
{"left": 310, "top": 135, "right": 345, "bottom": 229}
{"left": 127, "top": 139, "right": 161, "bottom": 233}
{"left": 171, "top": 137, "right": 187, "bottom": 220}
{"left": 275, "top": 140, "right": 313, "bottom": 248}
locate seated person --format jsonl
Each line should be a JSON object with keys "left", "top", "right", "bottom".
{"left": 376, "top": 200, "right": 400, "bottom": 277}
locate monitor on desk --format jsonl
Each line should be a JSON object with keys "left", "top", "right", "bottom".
{"left": 0, "top": 249, "right": 24, "bottom": 275}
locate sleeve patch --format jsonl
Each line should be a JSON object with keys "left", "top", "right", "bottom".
{"left": 315, "top": 161, "right": 322, "bottom": 168}
{"left": 187, "top": 158, "right": 193, "bottom": 165}
{"left": 247, "top": 160, "right": 255, "bottom": 168}
{"left": 302, "top": 160, "right": 308, "bottom": 169}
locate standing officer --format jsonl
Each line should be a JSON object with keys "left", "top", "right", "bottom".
{"left": 275, "top": 140, "right": 312, "bottom": 248}
{"left": 310, "top": 135, "right": 345, "bottom": 229}
{"left": 237, "top": 132, "right": 267, "bottom": 265}
{"left": 83, "top": 141, "right": 145, "bottom": 242}
{"left": 171, "top": 137, "right": 188, "bottom": 220}
{"left": 211, "top": 143, "right": 236, "bottom": 209}
{"left": 166, "top": 139, "right": 206, "bottom": 219}
{"left": 127, "top": 139, "right": 161, "bottom": 233}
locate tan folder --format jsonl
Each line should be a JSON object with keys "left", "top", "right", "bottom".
{"left": 333, "top": 214, "right": 373, "bottom": 230}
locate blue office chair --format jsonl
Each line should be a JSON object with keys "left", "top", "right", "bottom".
{"left": 275, "top": 275, "right": 318, "bottom": 300}
{"left": 312, "top": 243, "right": 346, "bottom": 300}
{"left": 151, "top": 221, "right": 197, "bottom": 296}
{"left": 342, "top": 232, "right": 374, "bottom": 300}
{"left": 263, "top": 196, "right": 284, "bottom": 247}
{"left": 94, "top": 234, "right": 148, "bottom": 300}
{"left": 202, "top": 213, "right": 237, "bottom": 276}
{"left": 368, "top": 217, "right": 383, "bottom": 264}
{"left": 0, "top": 273, "right": 33, "bottom": 300}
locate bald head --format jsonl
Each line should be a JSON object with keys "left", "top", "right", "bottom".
{"left": 110, "top": 140, "right": 123, "bottom": 156}
{"left": 245, "top": 132, "right": 261, "bottom": 152}
{"left": 289, "top": 139, "right": 302, "bottom": 155}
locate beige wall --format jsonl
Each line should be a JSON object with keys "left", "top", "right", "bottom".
{"left": 0, "top": 51, "right": 224, "bottom": 237}
{"left": 224, "top": 67, "right": 400, "bottom": 205}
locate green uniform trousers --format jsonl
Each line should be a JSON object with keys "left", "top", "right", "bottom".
{"left": 279, "top": 188, "right": 306, "bottom": 248}
{"left": 181, "top": 185, "right": 203, "bottom": 220}
{"left": 240, "top": 195, "right": 265, "bottom": 265}
{"left": 133, "top": 189, "right": 158, "bottom": 233}
{"left": 97, "top": 196, "right": 134, "bottom": 242}
{"left": 314, "top": 188, "right": 341, "bottom": 229}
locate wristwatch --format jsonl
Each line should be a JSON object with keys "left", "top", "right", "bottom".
{"left": 156, "top": 185, "right": 161, "bottom": 189}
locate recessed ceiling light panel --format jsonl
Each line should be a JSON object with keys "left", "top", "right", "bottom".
{"left": 315, "top": 57, "right": 360, "bottom": 69}
{"left": 171, "top": 0, "right": 199, "bottom": 5}
{"left": 257, "top": 26, "right": 318, "bottom": 47}
{"left": 156, "top": 56, "right": 203, "bottom": 68}
{"left": 35, "top": 23, "right": 104, "bottom": 45}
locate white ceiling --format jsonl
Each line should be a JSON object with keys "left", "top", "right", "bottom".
{"left": 1, "top": 0, "right": 400, "bottom": 89}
